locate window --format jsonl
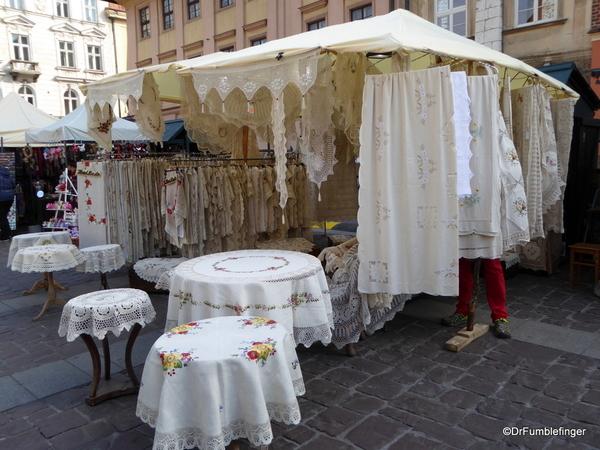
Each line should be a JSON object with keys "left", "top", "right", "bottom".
{"left": 251, "top": 37, "right": 266, "bottom": 46}
{"left": 18, "top": 86, "right": 35, "bottom": 105}
{"left": 308, "top": 19, "right": 326, "bottom": 31}
{"left": 351, "top": 4, "right": 372, "bottom": 21}
{"left": 59, "top": 41, "right": 75, "bottom": 68}
{"left": 9, "top": 0, "right": 24, "bottom": 9}
{"left": 140, "top": 7, "right": 151, "bottom": 38}
{"left": 220, "top": 0, "right": 234, "bottom": 8}
{"left": 56, "top": 0, "right": 69, "bottom": 17}
{"left": 220, "top": 46, "right": 234, "bottom": 52}
{"left": 516, "top": 0, "right": 557, "bottom": 26}
{"left": 87, "top": 45, "right": 102, "bottom": 71}
{"left": 163, "top": 0, "right": 174, "bottom": 30}
{"left": 84, "top": 0, "right": 98, "bottom": 22}
{"left": 435, "top": 0, "right": 467, "bottom": 36}
{"left": 188, "top": 0, "right": 200, "bottom": 19}
{"left": 12, "top": 34, "right": 30, "bottom": 61}
{"left": 64, "top": 89, "right": 78, "bottom": 114}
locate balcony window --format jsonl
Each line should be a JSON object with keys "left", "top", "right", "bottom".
{"left": 220, "top": 46, "right": 235, "bottom": 52}
{"left": 435, "top": 0, "right": 467, "bottom": 37}
{"left": 163, "top": 0, "right": 174, "bottom": 30}
{"left": 251, "top": 37, "right": 266, "bottom": 46}
{"left": 188, "top": 0, "right": 200, "bottom": 19}
{"left": 308, "top": 19, "right": 326, "bottom": 31}
{"left": 85, "top": 0, "right": 98, "bottom": 22}
{"left": 87, "top": 45, "right": 103, "bottom": 71}
{"left": 64, "top": 89, "right": 78, "bottom": 114}
{"left": 140, "top": 7, "right": 151, "bottom": 38}
{"left": 56, "top": 0, "right": 69, "bottom": 18}
{"left": 12, "top": 34, "right": 30, "bottom": 62}
{"left": 18, "top": 86, "right": 35, "bottom": 105}
{"left": 516, "top": 0, "right": 557, "bottom": 26}
{"left": 59, "top": 41, "right": 75, "bottom": 68}
{"left": 351, "top": 4, "right": 372, "bottom": 21}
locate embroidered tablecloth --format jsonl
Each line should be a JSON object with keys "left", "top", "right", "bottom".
{"left": 7, "top": 231, "right": 72, "bottom": 267}
{"left": 58, "top": 288, "right": 156, "bottom": 341}
{"left": 11, "top": 244, "right": 85, "bottom": 273}
{"left": 136, "top": 316, "right": 304, "bottom": 450}
{"left": 133, "top": 257, "right": 189, "bottom": 283}
{"left": 165, "top": 249, "right": 333, "bottom": 347}
{"left": 76, "top": 244, "right": 126, "bottom": 273}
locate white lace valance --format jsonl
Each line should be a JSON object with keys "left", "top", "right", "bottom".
{"left": 86, "top": 71, "right": 145, "bottom": 112}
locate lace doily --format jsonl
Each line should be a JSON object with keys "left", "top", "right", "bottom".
{"left": 58, "top": 288, "right": 156, "bottom": 342}
{"left": 11, "top": 244, "right": 86, "bottom": 273}
{"left": 155, "top": 268, "right": 174, "bottom": 291}
{"left": 77, "top": 244, "right": 125, "bottom": 274}
{"left": 133, "top": 257, "right": 188, "bottom": 283}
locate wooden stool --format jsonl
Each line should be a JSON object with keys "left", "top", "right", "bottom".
{"left": 569, "top": 243, "right": 600, "bottom": 286}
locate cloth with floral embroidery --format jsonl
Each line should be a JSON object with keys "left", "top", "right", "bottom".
{"left": 7, "top": 230, "right": 72, "bottom": 267}
{"left": 165, "top": 249, "right": 333, "bottom": 348}
{"left": 137, "top": 315, "right": 304, "bottom": 450}
{"left": 11, "top": 243, "right": 85, "bottom": 321}
{"left": 58, "top": 288, "right": 156, "bottom": 405}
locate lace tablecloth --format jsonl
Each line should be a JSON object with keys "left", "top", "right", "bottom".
{"left": 58, "top": 288, "right": 156, "bottom": 341}
{"left": 77, "top": 244, "right": 126, "bottom": 273}
{"left": 133, "top": 257, "right": 188, "bottom": 283}
{"left": 11, "top": 244, "right": 85, "bottom": 273}
{"left": 165, "top": 250, "right": 333, "bottom": 347}
{"left": 137, "top": 316, "right": 304, "bottom": 450}
{"left": 7, "top": 231, "right": 72, "bottom": 267}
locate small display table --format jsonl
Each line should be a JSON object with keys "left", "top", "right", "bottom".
{"left": 11, "top": 244, "right": 85, "bottom": 321}
{"left": 137, "top": 316, "right": 304, "bottom": 450}
{"left": 58, "top": 288, "right": 156, "bottom": 405}
{"left": 77, "top": 244, "right": 126, "bottom": 289}
{"left": 7, "top": 230, "right": 72, "bottom": 267}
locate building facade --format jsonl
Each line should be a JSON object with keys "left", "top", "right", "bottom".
{"left": 0, "top": 0, "right": 127, "bottom": 117}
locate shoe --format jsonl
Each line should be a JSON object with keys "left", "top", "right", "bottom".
{"left": 494, "top": 318, "right": 512, "bottom": 339}
{"left": 441, "top": 312, "right": 468, "bottom": 327}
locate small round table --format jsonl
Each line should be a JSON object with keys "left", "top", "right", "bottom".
{"left": 7, "top": 231, "right": 72, "bottom": 267}
{"left": 137, "top": 316, "right": 304, "bottom": 450}
{"left": 77, "top": 244, "right": 126, "bottom": 289}
{"left": 58, "top": 288, "right": 156, "bottom": 406}
{"left": 11, "top": 244, "right": 85, "bottom": 321}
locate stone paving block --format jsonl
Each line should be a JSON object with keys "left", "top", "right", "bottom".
{"left": 297, "top": 434, "right": 356, "bottom": 450}
{"left": 458, "top": 412, "right": 506, "bottom": 441}
{"left": 12, "top": 360, "right": 90, "bottom": 399}
{"left": 35, "top": 409, "right": 88, "bottom": 438}
{"left": 0, "top": 417, "right": 33, "bottom": 436}
{"left": 345, "top": 356, "right": 390, "bottom": 375}
{"left": 545, "top": 438, "right": 593, "bottom": 450}
{"left": 484, "top": 350, "right": 521, "bottom": 367}
{"left": 344, "top": 414, "right": 407, "bottom": 449}
{"left": 356, "top": 374, "right": 406, "bottom": 400}
{"left": 530, "top": 395, "right": 571, "bottom": 416}
{"left": 282, "top": 424, "right": 317, "bottom": 445}
{"left": 338, "top": 392, "right": 385, "bottom": 415}
{"left": 408, "top": 379, "right": 445, "bottom": 398}
{"left": 302, "top": 378, "right": 351, "bottom": 407}
{"left": 0, "top": 428, "right": 53, "bottom": 450}
{"left": 322, "top": 366, "right": 371, "bottom": 388}
{"left": 413, "top": 417, "right": 481, "bottom": 449}
{"left": 476, "top": 397, "right": 524, "bottom": 422}
{"left": 306, "top": 405, "right": 363, "bottom": 437}
{"left": 501, "top": 420, "right": 548, "bottom": 450}
{"left": 0, "top": 375, "right": 36, "bottom": 412}
{"left": 423, "top": 365, "right": 463, "bottom": 385}
{"left": 392, "top": 393, "right": 465, "bottom": 426}
{"left": 581, "top": 389, "right": 600, "bottom": 406}
{"left": 394, "top": 354, "right": 438, "bottom": 375}
{"left": 496, "top": 382, "right": 538, "bottom": 405}
{"left": 104, "top": 429, "right": 154, "bottom": 450}
{"left": 509, "top": 370, "right": 551, "bottom": 391}
{"left": 498, "top": 340, "right": 563, "bottom": 363}
{"left": 49, "top": 420, "right": 117, "bottom": 450}
{"left": 378, "top": 407, "right": 422, "bottom": 427}
{"left": 439, "top": 388, "right": 482, "bottom": 410}
{"left": 467, "top": 364, "right": 513, "bottom": 383}
{"left": 364, "top": 348, "right": 405, "bottom": 366}
{"left": 544, "top": 380, "right": 586, "bottom": 403}
{"left": 387, "top": 432, "right": 447, "bottom": 450}
{"left": 521, "top": 407, "right": 566, "bottom": 428}
{"left": 568, "top": 402, "right": 600, "bottom": 427}
{"left": 454, "top": 374, "right": 501, "bottom": 396}
{"left": 545, "top": 364, "right": 590, "bottom": 385}
{"left": 103, "top": 404, "right": 144, "bottom": 432}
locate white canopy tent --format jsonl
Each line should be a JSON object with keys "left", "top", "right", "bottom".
{"left": 25, "top": 104, "right": 150, "bottom": 145}
{"left": 0, "top": 92, "right": 58, "bottom": 147}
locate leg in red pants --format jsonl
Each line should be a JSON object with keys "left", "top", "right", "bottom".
{"left": 455, "top": 258, "right": 508, "bottom": 322}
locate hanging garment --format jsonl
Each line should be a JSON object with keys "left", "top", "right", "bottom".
{"left": 78, "top": 161, "right": 108, "bottom": 249}
{"left": 451, "top": 71, "right": 473, "bottom": 198}
{"left": 358, "top": 66, "right": 459, "bottom": 296}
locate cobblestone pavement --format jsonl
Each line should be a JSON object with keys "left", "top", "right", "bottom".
{"left": 0, "top": 237, "right": 599, "bottom": 450}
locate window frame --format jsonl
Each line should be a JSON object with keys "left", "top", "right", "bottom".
{"left": 434, "top": 0, "right": 467, "bottom": 37}
{"left": 220, "top": 0, "right": 234, "bottom": 8}
{"left": 251, "top": 37, "right": 267, "bottom": 46}
{"left": 12, "top": 34, "right": 31, "bottom": 62}
{"left": 220, "top": 46, "right": 235, "bottom": 52}
{"left": 188, "top": 0, "right": 200, "bottom": 20}
{"left": 56, "top": 0, "right": 69, "bottom": 18}
{"left": 87, "top": 44, "right": 103, "bottom": 71}
{"left": 59, "top": 41, "right": 76, "bottom": 68}
{"left": 18, "top": 85, "right": 35, "bottom": 105}
{"left": 140, "top": 7, "right": 151, "bottom": 38}
{"left": 163, "top": 0, "right": 175, "bottom": 30}
{"left": 84, "top": 0, "right": 98, "bottom": 22}
{"left": 9, "top": 0, "right": 24, "bottom": 9}
{"left": 515, "top": 0, "right": 558, "bottom": 27}
{"left": 63, "top": 89, "right": 79, "bottom": 115}
{"left": 307, "top": 18, "right": 326, "bottom": 31}
{"left": 350, "top": 4, "right": 372, "bottom": 21}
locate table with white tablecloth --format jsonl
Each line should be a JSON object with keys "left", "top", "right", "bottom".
{"left": 137, "top": 316, "right": 304, "bottom": 450}
{"left": 165, "top": 250, "right": 333, "bottom": 347}
{"left": 77, "top": 244, "right": 126, "bottom": 289}
{"left": 7, "top": 231, "right": 72, "bottom": 267}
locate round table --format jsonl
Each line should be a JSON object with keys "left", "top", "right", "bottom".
{"left": 58, "top": 288, "right": 156, "bottom": 405}
{"left": 11, "top": 244, "right": 85, "bottom": 321}
{"left": 165, "top": 249, "right": 333, "bottom": 347}
{"left": 137, "top": 316, "right": 304, "bottom": 450}
{"left": 77, "top": 244, "right": 126, "bottom": 289}
{"left": 7, "top": 231, "right": 72, "bottom": 267}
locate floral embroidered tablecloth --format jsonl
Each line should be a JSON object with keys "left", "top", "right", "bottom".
{"left": 165, "top": 249, "right": 333, "bottom": 348}
{"left": 7, "top": 231, "right": 72, "bottom": 267}
{"left": 137, "top": 316, "right": 305, "bottom": 450}
{"left": 11, "top": 244, "right": 85, "bottom": 273}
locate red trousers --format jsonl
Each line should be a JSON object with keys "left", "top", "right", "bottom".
{"left": 456, "top": 258, "right": 507, "bottom": 322}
